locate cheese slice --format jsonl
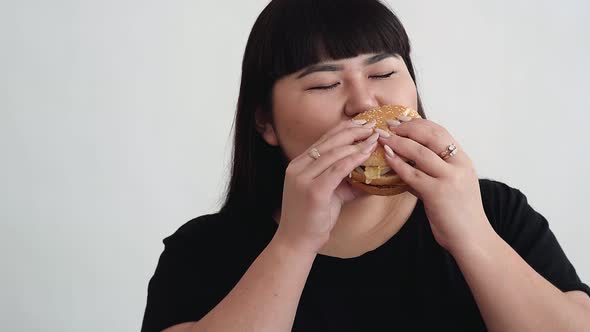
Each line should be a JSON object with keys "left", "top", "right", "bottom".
{"left": 363, "top": 166, "right": 391, "bottom": 184}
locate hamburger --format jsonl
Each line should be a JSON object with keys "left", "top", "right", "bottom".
{"left": 346, "top": 105, "right": 422, "bottom": 196}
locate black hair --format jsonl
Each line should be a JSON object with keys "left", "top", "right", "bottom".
{"left": 220, "top": 0, "right": 425, "bottom": 219}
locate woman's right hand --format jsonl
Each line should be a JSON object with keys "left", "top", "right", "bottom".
{"left": 274, "top": 120, "right": 379, "bottom": 255}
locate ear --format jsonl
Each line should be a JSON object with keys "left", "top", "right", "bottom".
{"left": 255, "top": 108, "right": 279, "bottom": 146}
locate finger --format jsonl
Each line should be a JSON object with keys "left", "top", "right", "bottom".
{"left": 314, "top": 119, "right": 377, "bottom": 149}
{"left": 312, "top": 145, "right": 378, "bottom": 195}
{"left": 378, "top": 134, "right": 450, "bottom": 178}
{"left": 302, "top": 139, "right": 378, "bottom": 180}
{"left": 290, "top": 127, "right": 376, "bottom": 173}
{"left": 407, "top": 188, "right": 421, "bottom": 200}
{"left": 391, "top": 119, "right": 465, "bottom": 165}
{"left": 291, "top": 126, "right": 375, "bottom": 171}
{"left": 288, "top": 121, "right": 359, "bottom": 165}
{"left": 307, "top": 129, "right": 379, "bottom": 170}
{"left": 382, "top": 147, "right": 435, "bottom": 194}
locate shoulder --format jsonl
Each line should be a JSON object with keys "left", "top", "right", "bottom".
{"left": 477, "top": 181, "right": 590, "bottom": 297}
{"left": 477, "top": 178, "right": 537, "bottom": 233}
{"left": 478, "top": 178, "right": 529, "bottom": 213}
{"left": 162, "top": 212, "right": 232, "bottom": 249}
{"left": 142, "top": 212, "right": 269, "bottom": 331}
{"left": 478, "top": 178, "right": 524, "bottom": 203}
{"left": 161, "top": 210, "right": 275, "bottom": 260}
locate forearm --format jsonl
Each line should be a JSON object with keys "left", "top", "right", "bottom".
{"left": 187, "top": 235, "right": 316, "bottom": 332}
{"left": 450, "top": 226, "right": 590, "bottom": 332}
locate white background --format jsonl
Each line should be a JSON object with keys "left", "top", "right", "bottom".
{"left": 1, "top": 0, "right": 588, "bottom": 331}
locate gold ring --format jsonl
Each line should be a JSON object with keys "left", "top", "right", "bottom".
{"left": 439, "top": 143, "right": 458, "bottom": 161}
{"left": 308, "top": 147, "right": 321, "bottom": 160}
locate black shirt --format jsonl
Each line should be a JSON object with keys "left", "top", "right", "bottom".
{"left": 141, "top": 179, "right": 590, "bottom": 331}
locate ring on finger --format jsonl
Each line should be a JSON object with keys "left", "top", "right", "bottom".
{"left": 308, "top": 147, "right": 321, "bottom": 160}
{"left": 438, "top": 143, "right": 458, "bottom": 161}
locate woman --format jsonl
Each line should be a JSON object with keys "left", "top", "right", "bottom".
{"left": 141, "top": 0, "right": 590, "bottom": 331}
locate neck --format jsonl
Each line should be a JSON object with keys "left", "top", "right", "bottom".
{"left": 272, "top": 192, "right": 418, "bottom": 258}
{"left": 338, "top": 192, "right": 416, "bottom": 233}
{"left": 320, "top": 192, "right": 417, "bottom": 257}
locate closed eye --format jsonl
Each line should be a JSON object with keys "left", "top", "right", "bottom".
{"left": 307, "top": 70, "right": 396, "bottom": 90}
{"left": 370, "top": 70, "right": 396, "bottom": 79}
{"left": 308, "top": 83, "right": 341, "bottom": 90}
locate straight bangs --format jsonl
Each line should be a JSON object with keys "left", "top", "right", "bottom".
{"left": 264, "top": 0, "right": 412, "bottom": 80}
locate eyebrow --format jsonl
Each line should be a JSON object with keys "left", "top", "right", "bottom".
{"left": 296, "top": 53, "right": 396, "bottom": 79}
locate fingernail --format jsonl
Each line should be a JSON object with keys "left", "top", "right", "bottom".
{"left": 386, "top": 119, "right": 401, "bottom": 127}
{"left": 397, "top": 115, "right": 412, "bottom": 122}
{"left": 361, "top": 142, "right": 377, "bottom": 154}
{"left": 374, "top": 128, "right": 391, "bottom": 138}
{"left": 384, "top": 145, "right": 395, "bottom": 158}
{"left": 363, "top": 121, "right": 377, "bottom": 129}
{"left": 364, "top": 132, "right": 380, "bottom": 144}
{"left": 352, "top": 119, "right": 367, "bottom": 125}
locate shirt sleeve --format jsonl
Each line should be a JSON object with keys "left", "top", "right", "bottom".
{"left": 483, "top": 180, "right": 590, "bottom": 297}
{"left": 140, "top": 217, "right": 235, "bottom": 332}
{"left": 140, "top": 235, "right": 206, "bottom": 332}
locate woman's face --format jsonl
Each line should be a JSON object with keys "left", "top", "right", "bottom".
{"left": 260, "top": 52, "right": 418, "bottom": 160}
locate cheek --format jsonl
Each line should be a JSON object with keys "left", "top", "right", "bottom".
{"left": 382, "top": 76, "right": 418, "bottom": 111}
{"left": 398, "top": 72, "right": 418, "bottom": 110}
{"left": 403, "top": 81, "right": 418, "bottom": 111}
{"left": 273, "top": 93, "right": 341, "bottom": 160}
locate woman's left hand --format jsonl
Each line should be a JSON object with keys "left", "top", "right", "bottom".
{"left": 378, "top": 117, "right": 494, "bottom": 252}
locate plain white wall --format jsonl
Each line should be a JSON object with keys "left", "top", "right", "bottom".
{"left": 1, "top": 0, "right": 588, "bottom": 331}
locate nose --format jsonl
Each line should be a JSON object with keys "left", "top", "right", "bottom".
{"left": 343, "top": 80, "right": 380, "bottom": 118}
